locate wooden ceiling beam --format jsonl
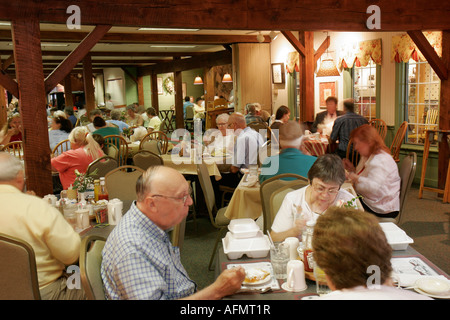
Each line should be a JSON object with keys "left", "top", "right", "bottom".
{"left": 281, "top": 31, "right": 305, "bottom": 57}
{"left": 137, "top": 50, "right": 232, "bottom": 76}
{"left": 0, "top": 50, "right": 205, "bottom": 57}
{"left": 3, "top": 0, "right": 450, "bottom": 31}
{"left": 407, "top": 30, "right": 448, "bottom": 80}
{"left": 314, "top": 36, "right": 330, "bottom": 64}
{"left": 44, "top": 25, "right": 112, "bottom": 93}
{"left": 0, "top": 70, "right": 18, "bottom": 97}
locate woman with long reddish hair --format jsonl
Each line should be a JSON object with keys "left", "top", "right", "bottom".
{"left": 343, "top": 124, "right": 400, "bottom": 218}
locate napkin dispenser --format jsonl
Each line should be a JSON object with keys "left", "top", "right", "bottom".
{"left": 107, "top": 198, "right": 123, "bottom": 225}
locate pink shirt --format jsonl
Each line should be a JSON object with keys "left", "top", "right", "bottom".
{"left": 51, "top": 147, "right": 104, "bottom": 190}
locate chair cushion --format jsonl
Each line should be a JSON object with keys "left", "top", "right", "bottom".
{"left": 215, "top": 207, "right": 230, "bottom": 227}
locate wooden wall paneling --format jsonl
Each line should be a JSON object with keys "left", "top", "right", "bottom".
{"left": 236, "top": 43, "right": 272, "bottom": 114}
{"left": 11, "top": 18, "right": 52, "bottom": 196}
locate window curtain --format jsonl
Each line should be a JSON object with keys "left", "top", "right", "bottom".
{"left": 285, "top": 51, "right": 300, "bottom": 73}
{"left": 391, "top": 31, "right": 442, "bottom": 63}
{"left": 337, "top": 39, "right": 382, "bottom": 70}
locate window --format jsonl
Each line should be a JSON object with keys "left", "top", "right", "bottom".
{"left": 405, "top": 60, "right": 440, "bottom": 145}
{"left": 353, "top": 60, "right": 377, "bottom": 120}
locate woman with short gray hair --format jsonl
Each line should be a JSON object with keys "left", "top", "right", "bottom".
{"left": 270, "top": 154, "right": 356, "bottom": 242}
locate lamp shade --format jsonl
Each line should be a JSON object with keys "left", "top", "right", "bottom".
{"left": 222, "top": 73, "right": 232, "bottom": 83}
{"left": 193, "top": 76, "right": 203, "bottom": 85}
{"left": 316, "top": 58, "right": 340, "bottom": 77}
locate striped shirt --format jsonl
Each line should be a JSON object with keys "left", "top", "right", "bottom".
{"left": 330, "top": 112, "right": 368, "bottom": 153}
{"left": 101, "top": 202, "right": 197, "bottom": 300}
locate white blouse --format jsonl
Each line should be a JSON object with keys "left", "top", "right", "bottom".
{"left": 354, "top": 150, "right": 401, "bottom": 214}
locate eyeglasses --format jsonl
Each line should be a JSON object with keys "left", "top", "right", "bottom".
{"left": 217, "top": 123, "right": 228, "bottom": 126}
{"left": 311, "top": 182, "right": 340, "bottom": 195}
{"left": 149, "top": 187, "right": 192, "bottom": 206}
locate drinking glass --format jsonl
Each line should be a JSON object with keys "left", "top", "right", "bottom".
{"left": 314, "top": 265, "right": 332, "bottom": 296}
{"left": 270, "top": 242, "right": 290, "bottom": 280}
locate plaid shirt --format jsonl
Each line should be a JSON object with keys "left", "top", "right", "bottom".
{"left": 101, "top": 202, "right": 197, "bottom": 300}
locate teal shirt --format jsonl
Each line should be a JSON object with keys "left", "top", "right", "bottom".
{"left": 93, "top": 126, "right": 121, "bottom": 137}
{"left": 259, "top": 148, "right": 317, "bottom": 183}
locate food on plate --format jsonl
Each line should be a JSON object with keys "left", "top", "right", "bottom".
{"left": 243, "top": 268, "right": 271, "bottom": 285}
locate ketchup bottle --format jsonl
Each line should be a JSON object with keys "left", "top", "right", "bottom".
{"left": 303, "top": 220, "right": 316, "bottom": 272}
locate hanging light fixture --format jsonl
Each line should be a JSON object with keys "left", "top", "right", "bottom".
{"left": 222, "top": 73, "right": 232, "bottom": 83}
{"left": 193, "top": 76, "right": 203, "bottom": 85}
{"left": 316, "top": 32, "right": 340, "bottom": 77}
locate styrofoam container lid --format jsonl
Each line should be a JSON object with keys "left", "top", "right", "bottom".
{"left": 228, "top": 218, "right": 259, "bottom": 237}
{"left": 222, "top": 231, "right": 270, "bottom": 259}
{"left": 379, "top": 222, "right": 414, "bottom": 249}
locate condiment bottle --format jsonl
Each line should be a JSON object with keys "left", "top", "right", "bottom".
{"left": 98, "top": 177, "right": 109, "bottom": 201}
{"left": 303, "top": 220, "right": 316, "bottom": 272}
{"left": 94, "top": 179, "right": 100, "bottom": 202}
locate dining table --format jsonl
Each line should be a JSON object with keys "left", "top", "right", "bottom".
{"left": 215, "top": 243, "right": 450, "bottom": 300}
{"left": 161, "top": 151, "right": 227, "bottom": 181}
{"left": 301, "top": 134, "right": 329, "bottom": 157}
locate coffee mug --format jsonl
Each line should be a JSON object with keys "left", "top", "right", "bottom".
{"left": 282, "top": 260, "right": 307, "bottom": 292}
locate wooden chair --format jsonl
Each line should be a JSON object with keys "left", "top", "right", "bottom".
{"left": 408, "top": 108, "right": 438, "bottom": 143}
{"left": 390, "top": 121, "right": 408, "bottom": 163}
{"left": 346, "top": 137, "right": 360, "bottom": 168}
{"left": 132, "top": 150, "right": 164, "bottom": 171}
{"left": 105, "top": 165, "right": 145, "bottom": 212}
{"left": 104, "top": 135, "right": 128, "bottom": 166}
{"left": 369, "top": 118, "right": 387, "bottom": 140}
{"left": 213, "top": 98, "right": 228, "bottom": 108}
{"left": 79, "top": 235, "right": 106, "bottom": 300}
{"left": 248, "top": 121, "right": 273, "bottom": 142}
{"left": 139, "top": 131, "right": 168, "bottom": 155}
{"left": 1, "top": 141, "right": 23, "bottom": 160}
{"left": 0, "top": 233, "right": 41, "bottom": 300}
{"left": 196, "top": 161, "right": 230, "bottom": 271}
{"left": 378, "top": 152, "right": 417, "bottom": 225}
{"left": 185, "top": 105, "right": 194, "bottom": 131}
{"left": 51, "top": 139, "right": 70, "bottom": 157}
{"left": 86, "top": 155, "right": 118, "bottom": 180}
{"left": 259, "top": 174, "right": 308, "bottom": 234}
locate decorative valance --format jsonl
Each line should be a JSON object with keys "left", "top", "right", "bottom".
{"left": 391, "top": 31, "right": 442, "bottom": 63}
{"left": 286, "top": 51, "right": 300, "bottom": 73}
{"left": 338, "top": 38, "right": 382, "bottom": 69}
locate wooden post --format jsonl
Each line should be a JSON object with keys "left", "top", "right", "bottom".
{"left": 137, "top": 76, "right": 145, "bottom": 107}
{"left": 204, "top": 66, "right": 215, "bottom": 129}
{"left": 0, "top": 86, "right": 7, "bottom": 129}
{"left": 11, "top": 18, "right": 52, "bottom": 196}
{"left": 174, "top": 58, "right": 184, "bottom": 129}
{"left": 438, "top": 30, "right": 450, "bottom": 190}
{"left": 83, "top": 54, "right": 95, "bottom": 115}
{"left": 299, "top": 31, "right": 315, "bottom": 123}
{"left": 150, "top": 72, "right": 159, "bottom": 113}
{"left": 64, "top": 74, "right": 73, "bottom": 108}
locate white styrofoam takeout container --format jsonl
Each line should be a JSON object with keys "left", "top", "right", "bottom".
{"left": 222, "top": 231, "right": 270, "bottom": 259}
{"left": 228, "top": 218, "right": 260, "bottom": 239}
{"left": 379, "top": 222, "right": 414, "bottom": 250}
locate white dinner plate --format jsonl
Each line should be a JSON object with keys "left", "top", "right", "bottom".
{"left": 242, "top": 268, "right": 272, "bottom": 286}
{"left": 414, "top": 287, "right": 450, "bottom": 299}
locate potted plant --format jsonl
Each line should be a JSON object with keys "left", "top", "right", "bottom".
{"left": 72, "top": 168, "right": 98, "bottom": 202}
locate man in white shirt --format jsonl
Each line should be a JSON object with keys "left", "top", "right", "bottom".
{"left": 228, "top": 112, "right": 264, "bottom": 173}
{"left": 0, "top": 152, "right": 84, "bottom": 300}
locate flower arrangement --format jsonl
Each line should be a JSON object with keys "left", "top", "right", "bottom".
{"left": 343, "top": 196, "right": 363, "bottom": 209}
{"left": 122, "top": 127, "right": 134, "bottom": 138}
{"left": 72, "top": 169, "right": 98, "bottom": 193}
{"left": 163, "top": 76, "right": 174, "bottom": 95}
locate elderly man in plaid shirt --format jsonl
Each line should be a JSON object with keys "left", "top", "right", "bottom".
{"left": 101, "top": 166, "right": 245, "bottom": 300}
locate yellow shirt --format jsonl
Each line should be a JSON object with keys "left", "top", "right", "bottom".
{"left": 0, "top": 185, "right": 81, "bottom": 288}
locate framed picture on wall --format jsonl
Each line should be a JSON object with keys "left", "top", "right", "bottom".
{"left": 271, "top": 63, "right": 285, "bottom": 84}
{"left": 319, "top": 81, "right": 337, "bottom": 109}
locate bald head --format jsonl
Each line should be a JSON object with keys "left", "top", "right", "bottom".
{"left": 279, "top": 121, "right": 304, "bottom": 148}
{"left": 136, "top": 166, "right": 187, "bottom": 201}
{"left": 228, "top": 112, "right": 246, "bottom": 129}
